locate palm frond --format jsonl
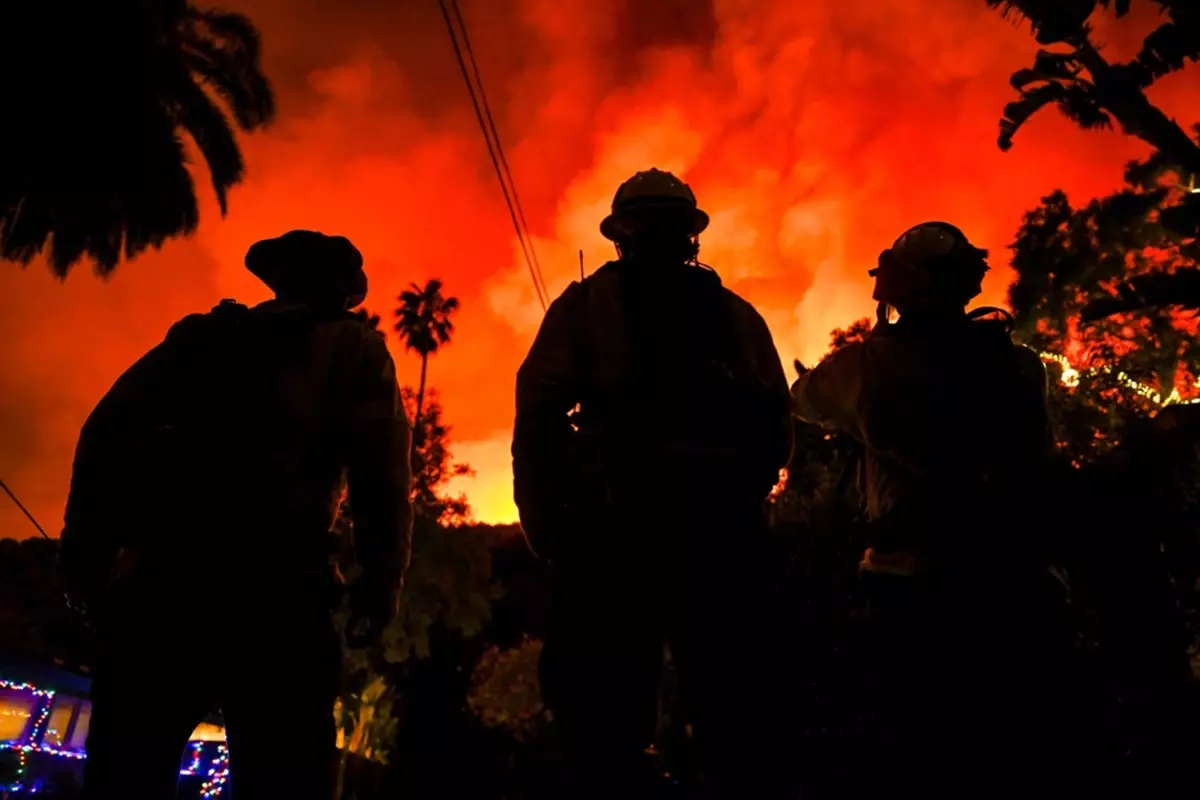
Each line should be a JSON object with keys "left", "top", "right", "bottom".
{"left": 393, "top": 279, "right": 460, "bottom": 357}
{"left": 112, "top": 130, "right": 200, "bottom": 272}
{"left": 1128, "top": 21, "right": 1200, "bottom": 89}
{"left": 0, "top": 1, "right": 270, "bottom": 276}
{"left": 181, "top": 10, "right": 275, "bottom": 130}
{"left": 169, "top": 70, "right": 244, "bottom": 215}
{"left": 1058, "top": 83, "right": 1112, "bottom": 131}
{"left": 986, "top": 0, "right": 1097, "bottom": 45}
{"left": 1010, "top": 49, "right": 1082, "bottom": 90}
{"left": 999, "top": 82, "right": 1067, "bottom": 150}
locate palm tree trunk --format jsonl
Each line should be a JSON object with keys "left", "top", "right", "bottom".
{"left": 414, "top": 354, "right": 428, "bottom": 440}
{"left": 1076, "top": 40, "right": 1200, "bottom": 176}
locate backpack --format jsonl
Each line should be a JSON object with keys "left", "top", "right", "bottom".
{"left": 571, "top": 261, "right": 783, "bottom": 503}
{"left": 858, "top": 307, "right": 1045, "bottom": 550}
{"left": 86, "top": 300, "right": 346, "bottom": 550}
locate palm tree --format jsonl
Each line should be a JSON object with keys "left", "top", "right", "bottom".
{"left": 988, "top": 0, "right": 1200, "bottom": 176}
{"left": 0, "top": 0, "right": 275, "bottom": 277}
{"left": 394, "top": 279, "right": 460, "bottom": 431}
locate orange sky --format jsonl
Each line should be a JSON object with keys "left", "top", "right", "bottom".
{"left": 1, "top": 0, "right": 1197, "bottom": 535}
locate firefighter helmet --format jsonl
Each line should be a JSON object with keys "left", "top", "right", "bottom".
{"left": 599, "top": 168, "right": 710, "bottom": 242}
{"left": 869, "top": 221, "right": 989, "bottom": 312}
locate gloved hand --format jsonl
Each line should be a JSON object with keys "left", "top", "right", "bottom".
{"left": 345, "top": 577, "right": 401, "bottom": 649}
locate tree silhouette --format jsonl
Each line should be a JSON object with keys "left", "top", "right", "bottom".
{"left": 394, "top": 279, "right": 460, "bottom": 434}
{"left": 990, "top": 1, "right": 1200, "bottom": 458}
{"left": 1006, "top": 174, "right": 1200, "bottom": 461}
{"left": 988, "top": 0, "right": 1200, "bottom": 175}
{"left": 829, "top": 317, "right": 873, "bottom": 351}
{"left": 0, "top": 0, "right": 275, "bottom": 276}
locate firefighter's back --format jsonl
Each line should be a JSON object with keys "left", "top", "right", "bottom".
{"left": 570, "top": 260, "right": 791, "bottom": 508}
{"left": 119, "top": 300, "right": 382, "bottom": 575}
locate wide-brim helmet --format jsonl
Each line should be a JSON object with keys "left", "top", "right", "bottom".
{"left": 869, "top": 221, "right": 989, "bottom": 309}
{"left": 599, "top": 168, "right": 710, "bottom": 242}
{"left": 245, "top": 230, "right": 368, "bottom": 310}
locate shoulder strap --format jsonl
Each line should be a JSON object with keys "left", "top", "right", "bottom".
{"left": 966, "top": 306, "right": 1016, "bottom": 335}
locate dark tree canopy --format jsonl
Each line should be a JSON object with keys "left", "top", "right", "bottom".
{"left": 829, "top": 318, "right": 873, "bottom": 351}
{"left": 1005, "top": 165, "right": 1200, "bottom": 460}
{"left": 0, "top": 0, "right": 275, "bottom": 276}
{"left": 991, "top": 1, "right": 1200, "bottom": 460}
{"left": 988, "top": 0, "right": 1200, "bottom": 175}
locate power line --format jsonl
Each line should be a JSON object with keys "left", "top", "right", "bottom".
{"left": 0, "top": 476, "right": 51, "bottom": 540}
{"left": 438, "top": 0, "right": 549, "bottom": 311}
{"left": 449, "top": 0, "right": 550, "bottom": 303}
{"left": 447, "top": 0, "right": 548, "bottom": 308}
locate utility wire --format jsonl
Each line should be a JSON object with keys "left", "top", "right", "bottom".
{"left": 449, "top": 0, "right": 549, "bottom": 303}
{"left": 0, "top": 476, "right": 51, "bottom": 540}
{"left": 438, "top": 0, "right": 548, "bottom": 311}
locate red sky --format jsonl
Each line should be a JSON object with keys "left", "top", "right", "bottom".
{"left": 1, "top": 0, "right": 1196, "bottom": 535}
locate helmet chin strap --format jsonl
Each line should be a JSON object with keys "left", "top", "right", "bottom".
{"left": 876, "top": 301, "right": 892, "bottom": 326}
{"left": 615, "top": 232, "right": 700, "bottom": 265}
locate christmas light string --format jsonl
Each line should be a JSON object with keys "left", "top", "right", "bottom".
{"left": 181, "top": 741, "right": 205, "bottom": 776}
{"left": 0, "top": 679, "right": 57, "bottom": 794}
{"left": 0, "top": 679, "right": 54, "bottom": 697}
{"left": 1039, "top": 351, "right": 1200, "bottom": 406}
{"left": 198, "top": 744, "right": 230, "bottom": 799}
{"left": 1, "top": 677, "right": 229, "bottom": 797}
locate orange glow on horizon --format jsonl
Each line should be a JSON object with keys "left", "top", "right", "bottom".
{"left": 2, "top": 0, "right": 1197, "bottom": 534}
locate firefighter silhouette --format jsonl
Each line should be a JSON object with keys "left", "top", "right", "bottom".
{"left": 62, "top": 231, "right": 412, "bottom": 800}
{"left": 513, "top": 170, "right": 794, "bottom": 798}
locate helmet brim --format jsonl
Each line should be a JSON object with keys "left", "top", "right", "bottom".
{"left": 245, "top": 230, "right": 368, "bottom": 309}
{"left": 600, "top": 205, "right": 710, "bottom": 242}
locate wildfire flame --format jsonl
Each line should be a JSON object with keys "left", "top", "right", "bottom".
{"left": 2, "top": 1, "right": 1199, "bottom": 531}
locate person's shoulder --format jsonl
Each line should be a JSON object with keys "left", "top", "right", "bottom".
{"left": 163, "top": 301, "right": 248, "bottom": 343}
{"left": 1012, "top": 342, "right": 1047, "bottom": 379}
{"left": 719, "top": 282, "right": 770, "bottom": 329}
{"left": 576, "top": 261, "right": 622, "bottom": 295}
{"left": 548, "top": 262, "right": 622, "bottom": 311}
{"left": 332, "top": 313, "right": 390, "bottom": 354}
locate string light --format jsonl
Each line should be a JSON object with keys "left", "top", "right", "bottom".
{"left": 1, "top": 749, "right": 28, "bottom": 794}
{"left": 0, "top": 679, "right": 53, "bottom": 697}
{"left": 1, "top": 676, "right": 229, "bottom": 797}
{"left": 199, "top": 744, "right": 230, "bottom": 799}
{"left": 181, "top": 741, "right": 205, "bottom": 776}
{"left": 1039, "top": 351, "right": 1200, "bottom": 407}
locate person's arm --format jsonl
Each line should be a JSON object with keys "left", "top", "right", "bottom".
{"left": 512, "top": 285, "right": 582, "bottom": 555}
{"left": 59, "top": 336, "right": 183, "bottom": 612}
{"left": 343, "top": 330, "right": 413, "bottom": 626}
{"left": 790, "top": 342, "right": 865, "bottom": 439}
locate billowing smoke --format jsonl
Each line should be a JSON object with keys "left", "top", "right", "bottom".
{"left": 0, "top": 0, "right": 1192, "bottom": 531}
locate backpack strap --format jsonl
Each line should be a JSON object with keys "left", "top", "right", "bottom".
{"left": 966, "top": 306, "right": 1016, "bottom": 334}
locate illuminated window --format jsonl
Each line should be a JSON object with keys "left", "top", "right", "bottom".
{"left": 67, "top": 703, "right": 91, "bottom": 751}
{"left": 42, "top": 698, "right": 80, "bottom": 748}
{"left": 0, "top": 689, "right": 35, "bottom": 744}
